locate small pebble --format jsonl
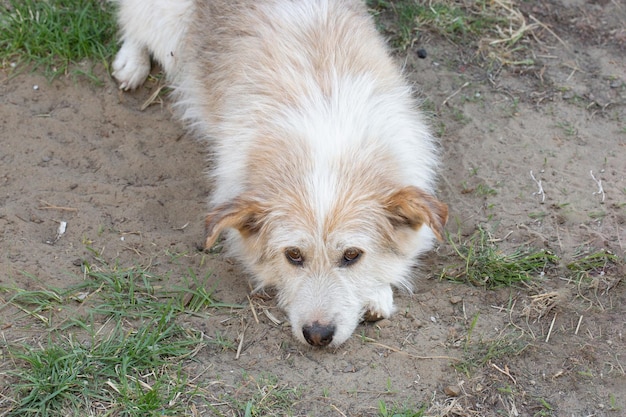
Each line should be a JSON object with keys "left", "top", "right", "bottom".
{"left": 444, "top": 385, "right": 461, "bottom": 397}
{"left": 376, "top": 318, "right": 392, "bottom": 328}
{"left": 417, "top": 48, "right": 428, "bottom": 59}
{"left": 450, "top": 296, "right": 463, "bottom": 305}
{"left": 342, "top": 364, "right": 356, "bottom": 373}
{"left": 33, "top": 85, "right": 39, "bottom": 90}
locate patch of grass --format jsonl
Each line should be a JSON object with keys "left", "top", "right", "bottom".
{"left": 567, "top": 248, "right": 619, "bottom": 275}
{"left": 220, "top": 373, "right": 302, "bottom": 417}
{"left": 443, "top": 227, "right": 559, "bottom": 288}
{"left": 367, "top": 0, "right": 505, "bottom": 49}
{"left": 0, "top": 261, "right": 244, "bottom": 416}
{"left": 1, "top": 264, "right": 239, "bottom": 330}
{"left": 556, "top": 121, "right": 578, "bottom": 137}
{"left": 566, "top": 248, "right": 622, "bottom": 294}
{"left": 475, "top": 183, "right": 498, "bottom": 196}
{"left": 0, "top": 0, "right": 118, "bottom": 79}
{"left": 532, "top": 398, "right": 554, "bottom": 416}
{"left": 378, "top": 400, "right": 426, "bottom": 417}
{"left": 367, "top": 0, "right": 537, "bottom": 65}
{"left": 454, "top": 332, "right": 529, "bottom": 377}
{"left": 1, "top": 282, "right": 65, "bottom": 326}
{"left": 7, "top": 312, "right": 203, "bottom": 417}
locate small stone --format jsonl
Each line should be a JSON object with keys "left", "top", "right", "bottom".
{"left": 376, "top": 319, "right": 392, "bottom": 328}
{"left": 610, "top": 80, "right": 621, "bottom": 88}
{"left": 417, "top": 48, "right": 428, "bottom": 59}
{"left": 342, "top": 364, "right": 356, "bottom": 373}
{"left": 450, "top": 296, "right": 463, "bottom": 305}
{"left": 444, "top": 385, "right": 461, "bottom": 397}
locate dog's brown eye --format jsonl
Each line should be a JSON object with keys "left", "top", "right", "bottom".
{"left": 341, "top": 248, "right": 362, "bottom": 267}
{"left": 285, "top": 247, "right": 304, "bottom": 266}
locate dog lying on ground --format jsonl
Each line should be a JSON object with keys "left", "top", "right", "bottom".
{"left": 112, "top": 0, "right": 448, "bottom": 347}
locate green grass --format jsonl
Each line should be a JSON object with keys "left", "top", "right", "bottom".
{"left": 566, "top": 248, "right": 622, "bottom": 294}
{"left": 202, "top": 372, "right": 302, "bottom": 417}
{"left": 567, "top": 248, "right": 619, "bottom": 276}
{"left": 7, "top": 317, "right": 201, "bottom": 417}
{"left": 443, "top": 227, "right": 559, "bottom": 289}
{"left": 368, "top": 0, "right": 500, "bottom": 49}
{"left": 454, "top": 332, "right": 529, "bottom": 377}
{"left": 0, "top": 262, "right": 247, "bottom": 416}
{"left": 378, "top": 400, "right": 426, "bottom": 417}
{"left": 368, "top": 0, "right": 515, "bottom": 48}
{"left": 0, "top": 0, "right": 118, "bottom": 79}
{"left": 367, "top": 0, "right": 538, "bottom": 68}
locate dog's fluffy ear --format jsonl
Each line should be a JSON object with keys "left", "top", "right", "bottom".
{"left": 204, "top": 197, "right": 267, "bottom": 250}
{"left": 384, "top": 186, "right": 448, "bottom": 241}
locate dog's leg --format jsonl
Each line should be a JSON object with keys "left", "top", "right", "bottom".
{"left": 112, "top": 39, "right": 151, "bottom": 90}
{"left": 363, "top": 285, "right": 395, "bottom": 322}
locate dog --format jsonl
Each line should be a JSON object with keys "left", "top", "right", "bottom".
{"left": 112, "top": 0, "right": 448, "bottom": 348}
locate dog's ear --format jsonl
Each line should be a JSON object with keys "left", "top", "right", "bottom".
{"left": 204, "top": 197, "right": 267, "bottom": 250}
{"left": 383, "top": 186, "right": 448, "bottom": 241}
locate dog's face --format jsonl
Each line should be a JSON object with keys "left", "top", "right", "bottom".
{"left": 205, "top": 185, "right": 447, "bottom": 347}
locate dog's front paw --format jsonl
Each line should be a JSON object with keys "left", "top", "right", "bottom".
{"left": 363, "top": 285, "right": 395, "bottom": 322}
{"left": 112, "top": 41, "right": 151, "bottom": 91}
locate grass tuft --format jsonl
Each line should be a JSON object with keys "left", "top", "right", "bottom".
{"left": 566, "top": 248, "right": 623, "bottom": 295}
{"left": 7, "top": 316, "right": 202, "bottom": 417}
{"left": 454, "top": 333, "right": 528, "bottom": 377}
{"left": 367, "top": 0, "right": 539, "bottom": 66}
{"left": 0, "top": 261, "right": 245, "bottom": 416}
{"left": 378, "top": 400, "right": 426, "bottom": 417}
{"left": 221, "top": 373, "right": 302, "bottom": 417}
{"left": 0, "top": 0, "right": 118, "bottom": 79}
{"left": 443, "top": 227, "right": 559, "bottom": 289}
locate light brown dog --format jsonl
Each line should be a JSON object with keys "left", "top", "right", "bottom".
{"left": 113, "top": 0, "right": 447, "bottom": 347}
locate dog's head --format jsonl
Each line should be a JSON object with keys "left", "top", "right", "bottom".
{"left": 205, "top": 185, "right": 447, "bottom": 348}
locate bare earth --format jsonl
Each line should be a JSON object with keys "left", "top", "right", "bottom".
{"left": 1, "top": 0, "right": 625, "bottom": 415}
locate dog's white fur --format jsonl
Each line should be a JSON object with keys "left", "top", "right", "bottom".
{"left": 112, "top": 0, "right": 447, "bottom": 347}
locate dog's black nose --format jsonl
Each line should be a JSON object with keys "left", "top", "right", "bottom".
{"left": 302, "top": 322, "right": 335, "bottom": 347}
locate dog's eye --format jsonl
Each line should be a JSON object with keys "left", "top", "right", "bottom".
{"left": 341, "top": 248, "right": 362, "bottom": 267}
{"left": 285, "top": 247, "right": 304, "bottom": 266}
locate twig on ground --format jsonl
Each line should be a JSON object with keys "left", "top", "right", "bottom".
{"left": 530, "top": 170, "right": 545, "bottom": 203}
{"left": 248, "top": 296, "right": 260, "bottom": 324}
{"left": 442, "top": 82, "right": 470, "bottom": 107}
{"left": 575, "top": 315, "right": 583, "bottom": 335}
{"left": 545, "top": 312, "right": 557, "bottom": 343}
{"left": 492, "top": 363, "right": 517, "bottom": 385}
{"left": 590, "top": 170, "right": 605, "bottom": 203}
{"left": 529, "top": 14, "right": 570, "bottom": 51}
{"left": 38, "top": 200, "right": 77, "bottom": 212}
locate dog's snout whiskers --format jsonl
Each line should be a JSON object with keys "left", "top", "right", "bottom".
{"left": 302, "top": 322, "right": 335, "bottom": 347}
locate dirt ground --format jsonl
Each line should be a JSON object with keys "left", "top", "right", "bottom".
{"left": 1, "top": 0, "right": 625, "bottom": 415}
